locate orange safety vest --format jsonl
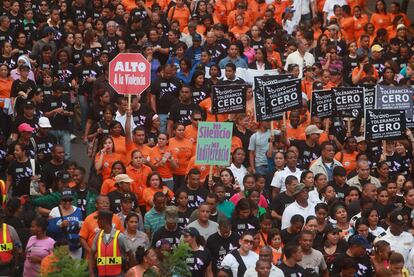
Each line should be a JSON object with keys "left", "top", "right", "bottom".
{"left": 96, "top": 230, "right": 122, "bottom": 276}
{"left": 0, "top": 180, "right": 6, "bottom": 209}
{"left": 0, "top": 224, "right": 13, "bottom": 263}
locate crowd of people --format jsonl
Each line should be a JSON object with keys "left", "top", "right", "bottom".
{"left": 1, "top": 0, "right": 414, "bottom": 276}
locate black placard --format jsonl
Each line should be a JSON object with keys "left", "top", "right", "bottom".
{"left": 362, "top": 85, "right": 375, "bottom": 110}
{"left": 375, "top": 85, "right": 413, "bottom": 123}
{"left": 365, "top": 109, "right": 406, "bottom": 140}
{"left": 211, "top": 84, "right": 247, "bottom": 114}
{"left": 263, "top": 78, "right": 302, "bottom": 115}
{"left": 311, "top": 89, "right": 332, "bottom": 118}
{"left": 332, "top": 87, "right": 365, "bottom": 117}
{"left": 253, "top": 75, "right": 289, "bottom": 121}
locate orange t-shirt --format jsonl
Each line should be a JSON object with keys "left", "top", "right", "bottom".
{"left": 199, "top": 98, "right": 228, "bottom": 122}
{"left": 79, "top": 211, "right": 124, "bottom": 248}
{"left": 149, "top": 145, "right": 174, "bottom": 179}
{"left": 389, "top": 12, "right": 410, "bottom": 27}
{"left": 213, "top": 0, "right": 235, "bottom": 25}
{"left": 347, "top": 0, "right": 365, "bottom": 12}
{"left": 112, "top": 135, "right": 126, "bottom": 164}
{"left": 40, "top": 254, "right": 58, "bottom": 276}
{"left": 227, "top": 10, "right": 252, "bottom": 29}
{"left": 267, "top": 51, "right": 282, "bottom": 69}
{"left": 286, "top": 124, "right": 307, "bottom": 141}
{"left": 142, "top": 186, "right": 174, "bottom": 211}
{"left": 126, "top": 164, "right": 152, "bottom": 206}
{"left": 95, "top": 152, "right": 123, "bottom": 181}
{"left": 167, "top": 6, "right": 191, "bottom": 32}
{"left": 230, "top": 25, "right": 250, "bottom": 39}
{"left": 126, "top": 141, "right": 152, "bottom": 165}
{"left": 169, "top": 137, "right": 194, "bottom": 175}
{"left": 185, "top": 156, "right": 211, "bottom": 183}
{"left": 184, "top": 125, "right": 198, "bottom": 144}
{"left": 341, "top": 16, "right": 355, "bottom": 42}
{"left": 122, "top": 0, "right": 136, "bottom": 11}
{"left": 248, "top": 0, "right": 267, "bottom": 20}
{"left": 351, "top": 66, "right": 379, "bottom": 83}
{"left": 354, "top": 15, "right": 369, "bottom": 41}
{"left": 232, "top": 136, "right": 243, "bottom": 154}
{"left": 319, "top": 132, "right": 329, "bottom": 144}
{"left": 101, "top": 178, "right": 116, "bottom": 195}
{"left": 370, "top": 13, "right": 392, "bottom": 31}
{"left": 302, "top": 79, "right": 314, "bottom": 100}
{"left": 145, "top": 0, "right": 167, "bottom": 11}
{"left": 334, "top": 151, "right": 358, "bottom": 174}
{"left": 0, "top": 78, "right": 12, "bottom": 108}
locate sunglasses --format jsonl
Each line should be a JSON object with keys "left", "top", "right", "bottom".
{"left": 243, "top": 239, "right": 254, "bottom": 244}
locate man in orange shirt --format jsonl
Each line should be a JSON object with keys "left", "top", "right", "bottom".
{"left": 264, "top": 37, "right": 282, "bottom": 69}
{"left": 79, "top": 195, "right": 124, "bottom": 257}
{"left": 167, "top": 0, "right": 190, "bottom": 32}
{"left": 285, "top": 110, "right": 307, "bottom": 141}
{"left": 125, "top": 110, "right": 153, "bottom": 166}
{"left": 184, "top": 111, "right": 202, "bottom": 144}
{"left": 248, "top": 0, "right": 267, "bottom": 21}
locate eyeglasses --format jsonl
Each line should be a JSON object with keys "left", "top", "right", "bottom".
{"left": 243, "top": 239, "right": 254, "bottom": 244}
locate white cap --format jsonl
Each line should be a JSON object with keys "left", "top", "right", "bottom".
{"left": 38, "top": 117, "right": 52, "bottom": 128}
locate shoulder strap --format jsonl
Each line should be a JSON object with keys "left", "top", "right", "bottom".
{"left": 259, "top": 231, "right": 268, "bottom": 246}
{"left": 169, "top": 6, "right": 176, "bottom": 22}
{"left": 230, "top": 249, "right": 247, "bottom": 277}
{"left": 30, "top": 137, "right": 37, "bottom": 153}
{"left": 57, "top": 205, "right": 69, "bottom": 236}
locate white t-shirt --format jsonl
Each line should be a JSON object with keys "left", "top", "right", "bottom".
{"left": 281, "top": 201, "right": 316, "bottom": 229}
{"left": 228, "top": 163, "right": 248, "bottom": 190}
{"left": 221, "top": 250, "right": 259, "bottom": 277}
{"left": 270, "top": 167, "right": 303, "bottom": 192}
{"left": 323, "top": 0, "right": 347, "bottom": 18}
{"left": 244, "top": 264, "right": 285, "bottom": 277}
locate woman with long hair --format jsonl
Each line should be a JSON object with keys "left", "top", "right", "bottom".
{"left": 189, "top": 71, "right": 210, "bottom": 105}
{"left": 124, "top": 213, "right": 150, "bottom": 255}
{"left": 319, "top": 224, "right": 348, "bottom": 275}
{"left": 94, "top": 135, "right": 122, "bottom": 181}
{"left": 248, "top": 48, "right": 272, "bottom": 70}
{"left": 100, "top": 161, "right": 127, "bottom": 195}
{"left": 231, "top": 198, "right": 260, "bottom": 236}
{"left": 370, "top": 0, "right": 391, "bottom": 31}
{"left": 142, "top": 172, "right": 174, "bottom": 211}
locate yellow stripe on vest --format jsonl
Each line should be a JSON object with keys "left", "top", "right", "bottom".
{"left": 96, "top": 230, "right": 122, "bottom": 265}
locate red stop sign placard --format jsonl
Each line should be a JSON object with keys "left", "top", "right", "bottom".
{"left": 108, "top": 53, "right": 151, "bottom": 95}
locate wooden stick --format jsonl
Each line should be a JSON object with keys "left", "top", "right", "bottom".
{"left": 270, "top": 120, "right": 274, "bottom": 135}
{"left": 382, "top": 140, "right": 386, "bottom": 153}
{"left": 347, "top": 118, "right": 351, "bottom": 136}
{"left": 283, "top": 112, "right": 286, "bottom": 128}
{"left": 128, "top": 94, "right": 131, "bottom": 110}
{"left": 209, "top": 166, "right": 213, "bottom": 181}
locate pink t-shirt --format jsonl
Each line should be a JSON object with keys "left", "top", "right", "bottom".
{"left": 229, "top": 193, "right": 269, "bottom": 208}
{"left": 24, "top": 236, "right": 55, "bottom": 277}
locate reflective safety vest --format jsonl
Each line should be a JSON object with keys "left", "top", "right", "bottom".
{"left": 96, "top": 230, "right": 122, "bottom": 276}
{"left": 0, "top": 180, "right": 6, "bottom": 209}
{"left": 0, "top": 223, "right": 13, "bottom": 263}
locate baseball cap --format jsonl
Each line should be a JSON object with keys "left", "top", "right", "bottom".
{"left": 305, "top": 125, "right": 323, "bottom": 135}
{"left": 397, "top": 24, "right": 407, "bottom": 30}
{"left": 57, "top": 171, "right": 71, "bottom": 183}
{"left": 38, "top": 117, "right": 52, "bottom": 128}
{"left": 292, "top": 183, "right": 307, "bottom": 196}
{"left": 356, "top": 136, "right": 366, "bottom": 144}
{"left": 115, "top": 174, "right": 134, "bottom": 184}
{"left": 121, "top": 193, "right": 133, "bottom": 202}
{"left": 349, "top": 234, "right": 370, "bottom": 248}
{"left": 327, "top": 24, "right": 339, "bottom": 31}
{"left": 192, "top": 33, "right": 202, "bottom": 41}
{"left": 333, "top": 166, "right": 347, "bottom": 177}
{"left": 371, "top": 44, "right": 383, "bottom": 52}
{"left": 43, "top": 26, "right": 56, "bottom": 36}
{"left": 61, "top": 188, "right": 74, "bottom": 200}
{"left": 24, "top": 100, "right": 35, "bottom": 108}
{"left": 237, "top": 2, "right": 246, "bottom": 9}
{"left": 165, "top": 206, "right": 179, "bottom": 223}
{"left": 18, "top": 123, "right": 35, "bottom": 133}
{"left": 83, "top": 49, "right": 93, "bottom": 57}
{"left": 390, "top": 210, "right": 405, "bottom": 225}
{"left": 182, "top": 227, "right": 200, "bottom": 237}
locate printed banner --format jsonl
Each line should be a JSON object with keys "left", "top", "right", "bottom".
{"left": 365, "top": 109, "right": 406, "bottom": 140}
{"left": 211, "top": 84, "right": 247, "bottom": 114}
{"left": 263, "top": 78, "right": 302, "bottom": 115}
{"left": 375, "top": 85, "right": 413, "bottom": 124}
{"left": 332, "top": 87, "right": 365, "bottom": 117}
{"left": 311, "top": 90, "right": 333, "bottom": 118}
{"left": 195, "top": 122, "right": 233, "bottom": 166}
{"left": 361, "top": 85, "right": 376, "bottom": 110}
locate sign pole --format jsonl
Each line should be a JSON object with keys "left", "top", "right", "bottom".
{"left": 128, "top": 94, "right": 131, "bottom": 110}
{"left": 209, "top": 166, "right": 213, "bottom": 182}
{"left": 347, "top": 118, "right": 351, "bottom": 136}
{"left": 283, "top": 112, "right": 286, "bottom": 128}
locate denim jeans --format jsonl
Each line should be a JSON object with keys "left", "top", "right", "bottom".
{"left": 159, "top": 113, "right": 168, "bottom": 134}
{"left": 78, "top": 94, "right": 89, "bottom": 131}
{"left": 255, "top": 165, "right": 269, "bottom": 176}
{"left": 49, "top": 130, "right": 71, "bottom": 160}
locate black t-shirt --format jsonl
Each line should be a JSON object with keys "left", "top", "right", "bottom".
{"left": 34, "top": 134, "right": 57, "bottom": 166}
{"left": 11, "top": 116, "right": 38, "bottom": 134}
{"left": 277, "top": 263, "right": 306, "bottom": 277}
{"left": 71, "top": 47, "right": 83, "bottom": 65}
{"left": 150, "top": 76, "right": 182, "bottom": 114}
{"left": 331, "top": 252, "right": 373, "bottom": 277}
{"left": 7, "top": 140, "right": 36, "bottom": 160}
{"left": 206, "top": 232, "right": 239, "bottom": 275}
{"left": 151, "top": 226, "right": 181, "bottom": 248}
{"left": 190, "top": 84, "right": 210, "bottom": 105}
{"left": 107, "top": 190, "right": 138, "bottom": 214}
{"left": 132, "top": 104, "right": 153, "bottom": 127}
{"left": 329, "top": 181, "right": 350, "bottom": 201}
{"left": 291, "top": 140, "right": 321, "bottom": 168}
{"left": 75, "top": 188, "right": 88, "bottom": 219}
{"left": 176, "top": 185, "right": 209, "bottom": 213}
{"left": 318, "top": 239, "right": 348, "bottom": 274}
{"left": 187, "top": 249, "right": 211, "bottom": 277}
{"left": 269, "top": 192, "right": 295, "bottom": 218}
{"left": 7, "top": 159, "right": 39, "bottom": 196}
{"left": 41, "top": 94, "right": 73, "bottom": 129}
{"left": 281, "top": 228, "right": 299, "bottom": 245}
{"left": 53, "top": 64, "right": 76, "bottom": 84}
{"left": 11, "top": 79, "right": 37, "bottom": 114}
{"left": 76, "top": 65, "right": 99, "bottom": 95}
{"left": 231, "top": 216, "right": 260, "bottom": 237}
{"left": 177, "top": 209, "right": 191, "bottom": 231}
{"left": 40, "top": 161, "right": 67, "bottom": 190}
{"left": 343, "top": 55, "right": 358, "bottom": 83}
